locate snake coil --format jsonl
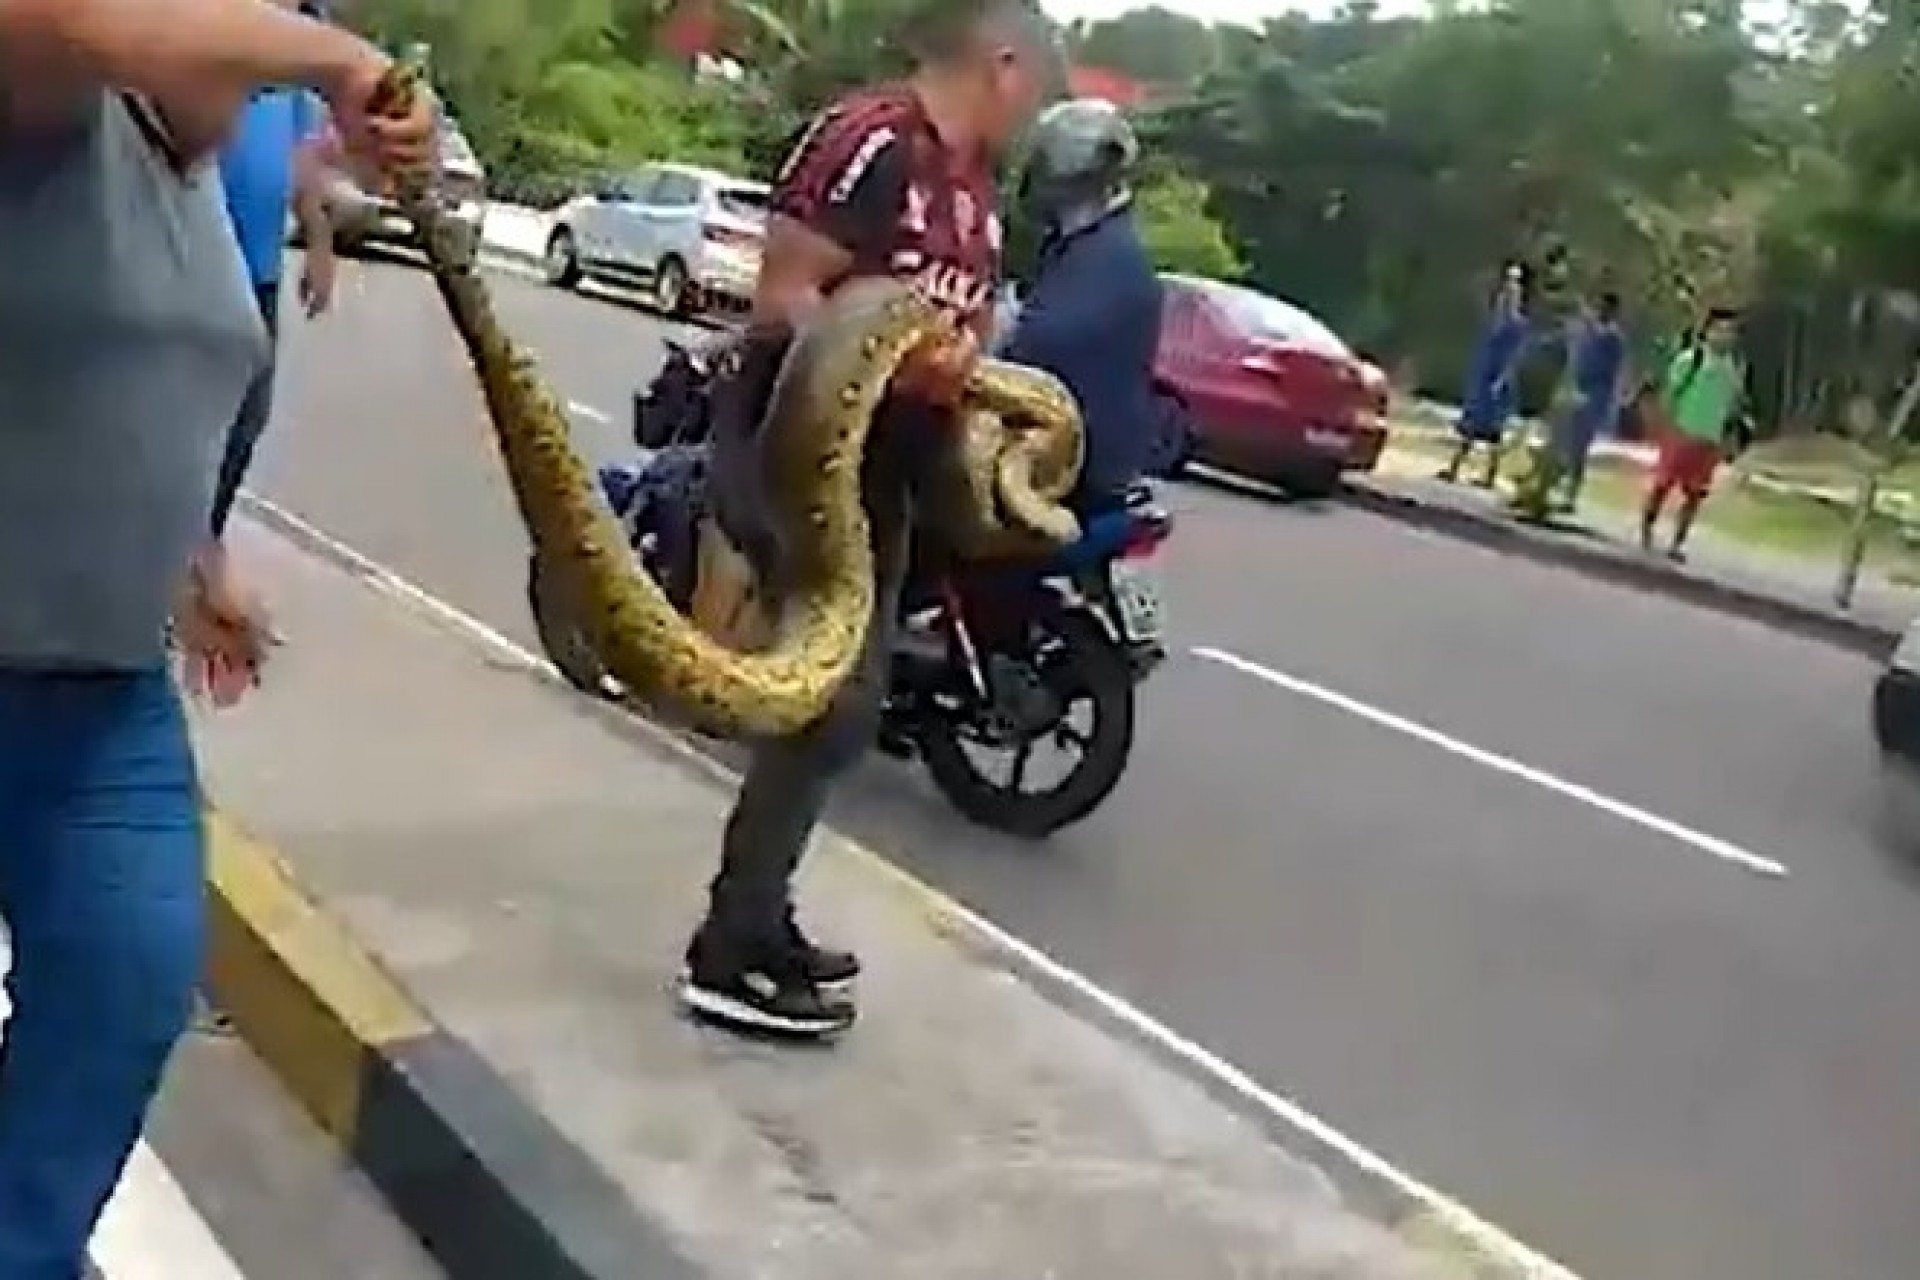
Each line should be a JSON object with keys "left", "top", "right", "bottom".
{"left": 371, "top": 66, "right": 1085, "bottom": 738}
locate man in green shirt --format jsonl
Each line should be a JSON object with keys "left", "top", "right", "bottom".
{"left": 1639, "top": 307, "right": 1744, "bottom": 560}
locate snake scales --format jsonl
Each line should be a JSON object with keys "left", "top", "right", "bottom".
{"left": 370, "top": 67, "right": 1085, "bottom": 739}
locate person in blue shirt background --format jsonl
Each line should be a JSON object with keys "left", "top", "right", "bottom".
{"left": 1002, "top": 96, "right": 1162, "bottom": 517}
{"left": 1552, "top": 289, "right": 1627, "bottom": 512}
{"left": 1439, "top": 264, "right": 1529, "bottom": 488}
{"left": 209, "top": 0, "right": 339, "bottom": 536}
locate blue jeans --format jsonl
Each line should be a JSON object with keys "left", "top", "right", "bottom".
{"left": 0, "top": 669, "right": 204, "bottom": 1278}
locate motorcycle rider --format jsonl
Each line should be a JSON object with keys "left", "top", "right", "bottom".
{"left": 1001, "top": 97, "right": 1162, "bottom": 519}
{"left": 679, "top": 0, "right": 1063, "bottom": 1040}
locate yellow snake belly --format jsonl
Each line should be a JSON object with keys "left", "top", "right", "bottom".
{"left": 372, "top": 68, "right": 1083, "bottom": 739}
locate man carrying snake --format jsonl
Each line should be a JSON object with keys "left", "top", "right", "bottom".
{"left": 679, "top": 0, "right": 1065, "bottom": 1039}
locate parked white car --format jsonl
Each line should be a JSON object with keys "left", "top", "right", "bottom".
{"left": 542, "top": 162, "right": 769, "bottom": 318}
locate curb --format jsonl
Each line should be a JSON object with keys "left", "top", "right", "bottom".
{"left": 201, "top": 810, "right": 704, "bottom": 1280}
{"left": 1338, "top": 481, "right": 1902, "bottom": 660}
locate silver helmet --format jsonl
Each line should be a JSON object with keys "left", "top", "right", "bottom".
{"left": 1019, "top": 97, "right": 1140, "bottom": 227}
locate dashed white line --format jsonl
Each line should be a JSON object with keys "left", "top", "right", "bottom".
{"left": 1193, "top": 644, "right": 1790, "bottom": 879}
{"left": 566, "top": 399, "right": 609, "bottom": 423}
{"left": 237, "top": 494, "right": 1583, "bottom": 1279}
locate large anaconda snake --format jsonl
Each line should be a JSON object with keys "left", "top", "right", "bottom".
{"left": 370, "top": 67, "right": 1085, "bottom": 738}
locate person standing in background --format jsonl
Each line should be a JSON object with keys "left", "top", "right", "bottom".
{"left": 208, "top": 0, "right": 339, "bottom": 537}
{"left": 1439, "top": 263, "right": 1529, "bottom": 488}
{"left": 1639, "top": 307, "right": 1745, "bottom": 561}
{"left": 1552, "top": 289, "right": 1627, "bottom": 512}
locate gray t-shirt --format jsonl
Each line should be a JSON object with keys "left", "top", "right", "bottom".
{"left": 0, "top": 93, "right": 268, "bottom": 668}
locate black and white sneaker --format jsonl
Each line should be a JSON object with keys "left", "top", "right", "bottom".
{"left": 784, "top": 913, "right": 860, "bottom": 992}
{"left": 677, "top": 964, "right": 854, "bottom": 1039}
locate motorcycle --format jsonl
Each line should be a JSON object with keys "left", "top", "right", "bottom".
{"left": 525, "top": 338, "right": 1172, "bottom": 838}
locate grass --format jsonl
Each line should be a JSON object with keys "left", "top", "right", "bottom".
{"left": 1380, "top": 428, "right": 1920, "bottom": 584}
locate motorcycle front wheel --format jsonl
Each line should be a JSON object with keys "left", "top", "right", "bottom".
{"left": 918, "top": 611, "right": 1137, "bottom": 839}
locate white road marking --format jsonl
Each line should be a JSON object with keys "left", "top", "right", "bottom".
{"left": 566, "top": 399, "right": 609, "bottom": 424}
{"left": 89, "top": 1142, "right": 249, "bottom": 1280}
{"left": 0, "top": 937, "right": 246, "bottom": 1278}
{"left": 1193, "top": 644, "right": 1791, "bottom": 879}
{"left": 239, "top": 494, "right": 1582, "bottom": 1278}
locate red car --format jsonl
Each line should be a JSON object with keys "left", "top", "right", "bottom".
{"left": 1155, "top": 274, "right": 1389, "bottom": 498}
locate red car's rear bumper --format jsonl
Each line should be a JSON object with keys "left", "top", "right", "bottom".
{"left": 1343, "top": 414, "right": 1389, "bottom": 471}
{"left": 1292, "top": 413, "right": 1387, "bottom": 470}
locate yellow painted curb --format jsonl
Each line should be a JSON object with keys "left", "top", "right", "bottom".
{"left": 202, "top": 810, "right": 428, "bottom": 1142}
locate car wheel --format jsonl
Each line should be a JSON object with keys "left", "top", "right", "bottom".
{"left": 544, "top": 229, "right": 582, "bottom": 288}
{"left": 1274, "top": 460, "right": 1343, "bottom": 502}
{"left": 652, "top": 256, "right": 691, "bottom": 317}
{"left": 1875, "top": 754, "right": 1920, "bottom": 865}
{"left": 1149, "top": 389, "right": 1196, "bottom": 480}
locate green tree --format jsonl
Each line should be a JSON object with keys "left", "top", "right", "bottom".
{"left": 1066, "top": 7, "right": 1220, "bottom": 87}
{"left": 1134, "top": 172, "right": 1241, "bottom": 278}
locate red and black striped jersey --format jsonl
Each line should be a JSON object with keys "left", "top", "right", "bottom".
{"left": 769, "top": 85, "right": 1001, "bottom": 324}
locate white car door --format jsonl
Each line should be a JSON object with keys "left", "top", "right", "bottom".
{"left": 566, "top": 178, "right": 621, "bottom": 265}
{"left": 605, "top": 168, "right": 670, "bottom": 273}
{"left": 631, "top": 170, "right": 704, "bottom": 275}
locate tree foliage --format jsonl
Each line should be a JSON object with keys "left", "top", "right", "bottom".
{"left": 1134, "top": 172, "right": 1243, "bottom": 281}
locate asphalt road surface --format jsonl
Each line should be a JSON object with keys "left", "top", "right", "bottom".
{"left": 251, "top": 253, "right": 1920, "bottom": 1280}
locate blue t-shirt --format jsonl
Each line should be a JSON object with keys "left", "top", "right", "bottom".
{"left": 1572, "top": 320, "right": 1625, "bottom": 403}
{"left": 219, "top": 89, "right": 319, "bottom": 287}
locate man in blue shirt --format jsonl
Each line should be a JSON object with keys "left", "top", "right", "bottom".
{"left": 1552, "top": 289, "right": 1627, "bottom": 511}
{"left": 209, "top": 0, "right": 337, "bottom": 535}
{"left": 1002, "top": 97, "right": 1161, "bottom": 516}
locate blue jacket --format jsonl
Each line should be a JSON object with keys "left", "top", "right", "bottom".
{"left": 1004, "top": 205, "right": 1163, "bottom": 501}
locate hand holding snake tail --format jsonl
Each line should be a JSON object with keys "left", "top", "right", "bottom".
{"left": 364, "top": 64, "right": 1087, "bottom": 739}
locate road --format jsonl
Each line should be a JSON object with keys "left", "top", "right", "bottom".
{"left": 253, "top": 253, "right": 1920, "bottom": 1280}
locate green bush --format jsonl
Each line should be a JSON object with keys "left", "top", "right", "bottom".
{"left": 1135, "top": 171, "right": 1243, "bottom": 280}
{"left": 486, "top": 61, "right": 757, "bottom": 202}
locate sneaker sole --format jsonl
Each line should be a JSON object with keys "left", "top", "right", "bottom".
{"left": 675, "top": 978, "right": 854, "bottom": 1038}
{"left": 678, "top": 965, "right": 858, "bottom": 996}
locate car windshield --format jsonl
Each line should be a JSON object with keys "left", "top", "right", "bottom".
{"left": 716, "top": 184, "right": 770, "bottom": 220}
{"left": 1201, "top": 281, "right": 1351, "bottom": 358}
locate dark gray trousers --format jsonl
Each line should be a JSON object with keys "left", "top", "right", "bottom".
{"left": 698, "top": 379, "right": 918, "bottom": 961}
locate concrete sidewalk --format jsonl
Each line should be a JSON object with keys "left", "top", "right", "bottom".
{"left": 190, "top": 511, "right": 1557, "bottom": 1279}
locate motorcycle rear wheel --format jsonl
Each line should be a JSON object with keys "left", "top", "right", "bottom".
{"left": 919, "top": 611, "right": 1136, "bottom": 839}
